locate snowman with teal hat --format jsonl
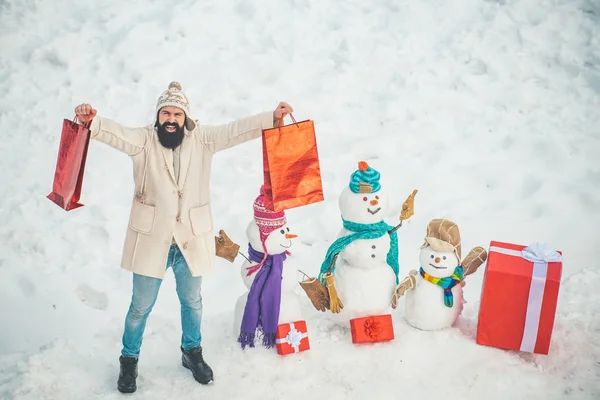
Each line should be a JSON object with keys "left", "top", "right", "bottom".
{"left": 301, "top": 161, "right": 417, "bottom": 321}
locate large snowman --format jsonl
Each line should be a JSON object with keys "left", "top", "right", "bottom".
{"left": 234, "top": 186, "right": 303, "bottom": 349}
{"left": 396, "top": 219, "right": 487, "bottom": 330}
{"left": 313, "top": 161, "right": 410, "bottom": 321}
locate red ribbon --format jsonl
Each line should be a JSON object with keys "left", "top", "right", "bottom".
{"left": 364, "top": 318, "right": 384, "bottom": 339}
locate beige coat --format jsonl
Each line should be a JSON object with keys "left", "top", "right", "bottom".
{"left": 89, "top": 112, "right": 274, "bottom": 279}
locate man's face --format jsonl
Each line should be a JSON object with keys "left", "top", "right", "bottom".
{"left": 158, "top": 106, "right": 185, "bottom": 130}
{"left": 156, "top": 106, "right": 185, "bottom": 149}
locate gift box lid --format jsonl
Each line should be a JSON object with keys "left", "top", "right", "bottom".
{"left": 487, "top": 241, "right": 562, "bottom": 281}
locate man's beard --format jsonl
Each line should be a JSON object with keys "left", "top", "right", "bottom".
{"left": 156, "top": 121, "right": 185, "bottom": 149}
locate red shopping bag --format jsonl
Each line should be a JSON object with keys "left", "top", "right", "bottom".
{"left": 47, "top": 117, "right": 92, "bottom": 211}
{"left": 262, "top": 114, "right": 324, "bottom": 211}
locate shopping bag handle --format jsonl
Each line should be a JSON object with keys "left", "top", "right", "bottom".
{"left": 277, "top": 113, "right": 299, "bottom": 128}
{"left": 73, "top": 115, "right": 92, "bottom": 129}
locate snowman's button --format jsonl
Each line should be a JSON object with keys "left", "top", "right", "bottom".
{"left": 371, "top": 254, "right": 375, "bottom": 258}
{"left": 372, "top": 245, "right": 376, "bottom": 249}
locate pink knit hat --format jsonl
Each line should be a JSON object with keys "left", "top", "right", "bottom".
{"left": 246, "top": 186, "right": 287, "bottom": 276}
{"left": 253, "top": 186, "right": 287, "bottom": 249}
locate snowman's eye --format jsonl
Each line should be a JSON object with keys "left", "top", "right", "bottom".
{"left": 363, "top": 197, "right": 368, "bottom": 201}
{"left": 375, "top": 196, "right": 379, "bottom": 200}
{"left": 280, "top": 229, "right": 285, "bottom": 234}
{"left": 286, "top": 227, "right": 290, "bottom": 232}
{"left": 430, "top": 255, "right": 434, "bottom": 259}
{"left": 443, "top": 256, "right": 446, "bottom": 260}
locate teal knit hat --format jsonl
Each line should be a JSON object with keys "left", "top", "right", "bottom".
{"left": 349, "top": 161, "right": 381, "bottom": 193}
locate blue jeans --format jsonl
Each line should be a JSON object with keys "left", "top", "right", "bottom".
{"left": 121, "top": 244, "right": 203, "bottom": 358}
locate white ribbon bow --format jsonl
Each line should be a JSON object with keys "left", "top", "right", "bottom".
{"left": 285, "top": 329, "right": 304, "bottom": 348}
{"left": 521, "top": 242, "right": 562, "bottom": 263}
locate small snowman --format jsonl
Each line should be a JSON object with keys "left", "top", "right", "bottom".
{"left": 234, "top": 186, "right": 303, "bottom": 349}
{"left": 393, "top": 219, "right": 487, "bottom": 330}
{"left": 301, "top": 161, "right": 417, "bottom": 321}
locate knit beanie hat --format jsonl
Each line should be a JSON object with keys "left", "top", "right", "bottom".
{"left": 246, "top": 186, "right": 287, "bottom": 276}
{"left": 253, "top": 186, "right": 287, "bottom": 248}
{"left": 349, "top": 161, "right": 381, "bottom": 194}
{"left": 155, "top": 81, "right": 196, "bottom": 131}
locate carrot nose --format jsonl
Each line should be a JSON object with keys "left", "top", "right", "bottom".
{"left": 435, "top": 257, "right": 441, "bottom": 263}
{"left": 370, "top": 199, "right": 378, "bottom": 206}
{"left": 285, "top": 233, "right": 297, "bottom": 239}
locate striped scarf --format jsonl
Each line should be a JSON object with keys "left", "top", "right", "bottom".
{"left": 419, "top": 266, "right": 464, "bottom": 307}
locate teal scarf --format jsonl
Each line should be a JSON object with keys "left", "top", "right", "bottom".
{"left": 319, "top": 218, "right": 399, "bottom": 285}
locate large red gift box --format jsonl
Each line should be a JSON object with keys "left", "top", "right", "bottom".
{"left": 275, "top": 321, "right": 310, "bottom": 355}
{"left": 350, "top": 314, "right": 394, "bottom": 344}
{"left": 476, "top": 241, "right": 563, "bottom": 355}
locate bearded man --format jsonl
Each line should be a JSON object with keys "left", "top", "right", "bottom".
{"left": 74, "top": 81, "right": 293, "bottom": 393}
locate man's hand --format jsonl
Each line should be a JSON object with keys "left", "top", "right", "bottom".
{"left": 74, "top": 103, "right": 97, "bottom": 124}
{"left": 273, "top": 101, "right": 294, "bottom": 125}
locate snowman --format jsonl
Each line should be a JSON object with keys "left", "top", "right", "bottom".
{"left": 234, "top": 186, "right": 303, "bottom": 349}
{"left": 301, "top": 161, "right": 416, "bottom": 321}
{"left": 393, "top": 219, "right": 487, "bottom": 330}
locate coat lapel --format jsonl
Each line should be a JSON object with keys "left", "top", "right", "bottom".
{"left": 177, "top": 134, "right": 193, "bottom": 189}
{"left": 160, "top": 145, "right": 177, "bottom": 186}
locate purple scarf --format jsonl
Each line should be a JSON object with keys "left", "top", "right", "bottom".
{"left": 237, "top": 244, "right": 287, "bottom": 349}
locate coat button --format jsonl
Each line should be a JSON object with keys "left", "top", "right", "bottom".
{"left": 183, "top": 242, "right": 188, "bottom": 249}
{"left": 178, "top": 191, "right": 183, "bottom": 198}
{"left": 176, "top": 216, "right": 181, "bottom": 222}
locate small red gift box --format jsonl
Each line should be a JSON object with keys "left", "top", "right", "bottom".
{"left": 350, "top": 314, "right": 394, "bottom": 344}
{"left": 275, "top": 321, "right": 310, "bottom": 355}
{"left": 476, "top": 241, "right": 563, "bottom": 355}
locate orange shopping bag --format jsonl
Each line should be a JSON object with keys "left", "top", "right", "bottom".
{"left": 262, "top": 114, "right": 324, "bottom": 212}
{"left": 47, "top": 117, "right": 91, "bottom": 211}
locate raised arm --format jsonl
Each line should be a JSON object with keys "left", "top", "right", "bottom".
{"left": 199, "top": 102, "right": 294, "bottom": 153}
{"left": 75, "top": 103, "right": 149, "bottom": 156}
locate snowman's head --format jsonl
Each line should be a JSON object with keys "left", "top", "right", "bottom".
{"left": 419, "top": 245, "right": 460, "bottom": 278}
{"left": 339, "top": 186, "right": 389, "bottom": 224}
{"left": 339, "top": 161, "right": 388, "bottom": 224}
{"left": 250, "top": 185, "right": 295, "bottom": 255}
{"left": 247, "top": 219, "right": 297, "bottom": 255}
{"left": 419, "top": 219, "right": 462, "bottom": 278}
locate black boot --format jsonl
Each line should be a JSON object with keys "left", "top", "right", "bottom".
{"left": 117, "top": 356, "right": 138, "bottom": 393}
{"left": 181, "top": 346, "right": 214, "bottom": 384}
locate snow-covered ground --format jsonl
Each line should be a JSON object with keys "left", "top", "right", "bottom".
{"left": 1, "top": 0, "right": 599, "bottom": 398}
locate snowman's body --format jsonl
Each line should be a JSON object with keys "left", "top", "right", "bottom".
{"left": 405, "top": 247, "right": 464, "bottom": 330}
{"left": 329, "top": 183, "right": 398, "bottom": 321}
{"left": 233, "top": 220, "right": 302, "bottom": 337}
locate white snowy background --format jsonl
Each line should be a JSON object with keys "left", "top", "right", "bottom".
{"left": 1, "top": 0, "right": 599, "bottom": 399}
